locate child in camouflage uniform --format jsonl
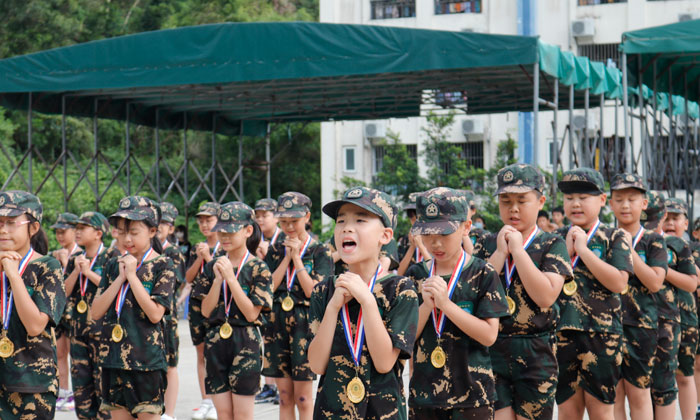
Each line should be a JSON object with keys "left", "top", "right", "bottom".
{"left": 158, "top": 202, "right": 187, "bottom": 420}
{"left": 309, "top": 186, "right": 418, "bottom": 419}
{"left": 608, "top": 175, "right": 667, "bottom": 420}
{"left": 63, "top": 211, "right": 111, "bottom": 419}
{"left": 0, "top": 191, "right": 65, "bottom": 418}
{"left": 397, "top": 192, "right": 432, "bottom": 276}
{"left": 263, "top": 191, "right": 333, "bottom": 420}
{"left": 185, "top": 201, "right": 225, "bottom": 419}
{"left": 92, "top": 196, "right": 176, "bottom": 418}
{"left": 407, "top": 187, "right": 508, "bottom": 419}
{"left": 662, "top": 198, "right": 699, "bottom": 420}
{"left": 196, "top": 201, "right": 273, "bottom": 420}
{"left": 554, "top": 168, "right": 633, "bottom": 420}
{"left": 474, "top": 164, "right": 572, "bottom": 420}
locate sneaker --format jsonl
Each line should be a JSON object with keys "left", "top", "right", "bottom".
{"left": 161, "top": 415, "right": 177, "bottom": 420}
{"left": 255, "top": 385, "right": 277, "bottom": 403}
{"left": 273, "top": 393, "right": 280, "bottom": 405}
{"left": 55, "top": 396, "right": 66, "bottom": 411}
{"left": 192, "top": 400, "right": 212, "bottom": 420}
{"left": 205, "top": 405, "right": 218, "bottom": 420}
{"left": 61, "top": 394, "right": 75, "bottom": 411}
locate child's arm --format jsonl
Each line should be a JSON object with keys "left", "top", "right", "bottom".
{"left": 415, "top": 278, "right": 435, "bottom": 338}
{"left": 415, "top": 235, "right": 432, "bottom": 262}
{"left": 631, "top": 250, "right": 665, "bottom": 293}
{"left": 665, "top": 269, "right": 698, "bottom": 293}
{"left": 308, "top": 285, "right": 351, "bottom": 375}
{"left": 486, "top": 227, "right": 511, "bottom": 275}
{"left": 201, "top": 263, "right": 222, "bottom": 318}
{"left": 424, "top": 276, "right": 499, "bottom": 346}
{"left": 508, "top": 230, "right": 564, "bottom": 308}
{"left": 572, "top": 227, "right": 628, "bottom": 293}
{"left": 63, "top": 259, "right": 81, "bottom": 297}
{"left": 123, "top": 255, "right": 166, "bottom": 324}
{"left": 270, "top": 248, "right": 291, "bottom": 291}
{"left": 1, "top": 255, "right": 49, "bottom": 336}
{"left": 185, "top": 243, "right": 210, "bottom": 284}
{"left": 91, "top": 262, "right": 126, "bottom": 320}
{"left": 220, "top": 259, "right": 262, "bottom": 322}
{"left": 397, "top": 239, "right": 416, "bottom": 276}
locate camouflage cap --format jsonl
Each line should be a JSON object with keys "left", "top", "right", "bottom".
{"left": 411, "top": 187, "right": 469, "bottom": 235}
{"left": 196, "top": 202, "right": 220, "bottom": 217}
{"left": 558, "top": 167, "right": 605, "bottom": 195}
{"left": 610, "top": 173, "right": 647, "bottom": 193}
{"left": 665, "top": 197, "right": 688, "bottom": 215}
{"left": 109, "top": 196, "right": 161, "bottom": 227}
{"left": 403, "top": 192, "right": 420, "bottom": 211}
{"left": 496, "top": 163, "right": 545, "bottom": 195}
{"left": 212, "top": 201, "right": 255, "bottom": 233}
{"left": 76, "top": 211, "right": 110, "bottom": 232}
{"left": 159, "top": 202, "right": 179, "bottom": 224}
{"left": 275, "top": 192, "right": 311, "bottom": 218}
{"left": 642, "top": 191, "right": 666, "bottom": 229}
{"left": 0, "top": 191, "right": 43, "bottom": 222}
{"left": 254, "top": 198, "right": 278, "bottom": 212}
{"left": 322, "top": 186, "right": 397, "bottom": 229}
{"left": 50, "top": 212, "right": 79, "bottom": 229}
{"left": 458, "top": 189, "right": 477, "bottom": 209}
{"left": 694, "top": 217, "right": 700, "bottom": 232}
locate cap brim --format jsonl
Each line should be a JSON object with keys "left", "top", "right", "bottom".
{"left": 610, "top": 183, "right": 646, "bottom": 193}
{"left": 275, "top": 210, "right": 308, "bottom": 218}
{"left": 254, "top": 206, "right": 276, "bottom": 212}
{"left": 0, "top": 208, "right": 26, "bottom": 218}
{"left": 666, "top": 209, "right": 686, "bottom": 214}
{"left": 212, "top": 222, "right": 246, "bottom": 233}
{"left": 323, "top": 200, "right": 390, "bottom": 227}
{"left": 495, "top": 185, "right": 537, "bottom": 195}
{"left": 403, "top": 204, "right": 417, "bottom": 211}
{"left": 109, "top": 209, "right": 150, "bottom": 223}
{"left": 411, "top": 220, "right": 459, "bottom": 236}
{"left": 558, "top": 181, "right": 603, "bottom": 195}
{"left": 50, "top": 223, "right": 74, "bottom": 229}
{"left": 196, "top": 211, "right": 217, "bottom": 217}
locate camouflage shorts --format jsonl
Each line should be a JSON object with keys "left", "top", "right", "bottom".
{"left": 677, "top": 326, "right": 698, "bottom": 377}
{"left": 70, "top": 335, "right": 108, "bottom": 420}
{"left": 164, "top": 315, "right": 180, "bottom": 367}
{"left": 205, "top": 325, "right": 262, "bottom": 396}
{"left": 188, "top": 297, "right": 206, "bottom": 346}
{"left": 620, "top": 325, "right": 657, "bottom": 389}
{"left": 262, "top": 303, "right": 315, "bottom": 381}
{"left": 650, "top": 318, "right": 680, "bottom": 406}
{"left": 555, "top": 330, "right": 622, "bottom": 405}
{"left": 100, "top": 368, "right": 166, "bottom": 415}
{"left": 409, "top": 405, "right": 494, "bottom": 420}
{"left": 491, "top": 333, "right": 557, "bottom": 419}
{"left": 0, "top": 387, "right": 56, "bottom": 419}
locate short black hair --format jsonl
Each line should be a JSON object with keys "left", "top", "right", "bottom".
{"left": 538, "top": 210, "right": 549, "bottom": 219}
{"left": 552, "top": 206, "right": 564, "bottom": 214}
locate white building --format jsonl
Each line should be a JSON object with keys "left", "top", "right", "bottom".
{"left": 319, "top": 0, "right": 700, "bottom": 225}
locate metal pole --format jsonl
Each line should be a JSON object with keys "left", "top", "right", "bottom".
{"left": 184, "top": 113, "right": 189, "bottom": 206}
{"left": 533, "top": 62, "right": 540, "bottom": 167}
{"left": 584, "top": 88, "right": 590, "bottom": 167}
{"left": 569, "top": 84, "right": 574, "bottom": 168}
{"left": 669, "top": 71, "right": 676, "bottom": 196}
{"left": 614, "top": 98, "right": 619, "bottom": 174}
{"left": 94, "top": 99, "right": 99, "bottom": 210}
{"left": 684, "top": 75, "right": 691, "bottom": 225}
{"left": 126, "top": 103, "right": 131, "bottom": 195}
{"left": 600, "top": 94, "right": 604, "bottom": 173}
{"left": 238, "top": 131, "right": 244, "bottom": 201}
{"left": 27, "top": 93, "right": 32, "bottom": 192}
{"left": 265, "top": 123, "right": 271, "bottom": 198}
{"left": 622, "top": 53, "right": 631, "bottom": 172}
{"left": 155, "top": 109, "right": 161, "bottom": 200}
{"left": 211, "top": 115, "right": 217, "bottom": 199}
{"left": 653, "top": 63, "right": 659, "bottom": 189}
{"left": 62, "top": 95, "right": 67, "bottom": 211}
{"left": 552, "top": 80, "right": 559, "bottom": 200}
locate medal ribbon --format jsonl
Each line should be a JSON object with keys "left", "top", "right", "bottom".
{"left": 570, "top": 219, "right": 601, "bottom": 269}
{"left": 428, "top": 250, "right": 467, "bottom": 339}
{"left": 200, "top": 241, "right": 220, "bottom": 274}
{"left": 415, "top": 247, "right": 423, "bottom": 263}
{"left": 504, "top": 226, "right": 539, "bottom": 289}
{"left": 632, "top": 226, "right": 645, "bottom": 250}
{"left": 115, "top": 247, "right": 153, "bottom": 321}
{"left": 285, "top": 235, "right": 312, "bottom": 293}
{"left": 269, "top": 227, "right": 280, "bottom": 245}
{"left": 162, "top": 239, "right": 169, "bottom": 250}
{"left": 340, "top": 266, "right": 380, "bottom": 367}
{"left": 222, "top": 250, "right": 250, "bottom": 319}
{"left": 79, "top": 243, "right": 104, "bottom": 298}
{"left": 2, "top": 248, "right": 35, "bottom": 331}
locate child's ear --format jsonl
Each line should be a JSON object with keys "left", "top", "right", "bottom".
{"left": 380, "top": 227, "right": 393, "bottom": 246}
{"left": 642, "top": 198, "right": 649, "bottom": 210}
{"left": 245, "top": 224, "right": 254, "bottom": 238}
{"left": 600, "top": 193, "right": 608, "bottom": 207}
{"left": 462, "top": 220, "right": 472, "bottom": 235}
{"left": 538, "top": 193, "right": 547, "bottom": 209}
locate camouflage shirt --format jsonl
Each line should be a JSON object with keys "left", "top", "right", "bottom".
{"left": 265, "top": 238, "right": 333, "bottom": 307}
{"left": 65, "top": 245, "right": 110, "bottom": 337}
{"left": 407, "top": 257, "right": 509, "bottom": 409}
{"left": 97, "top": 255, "right": 175, "bottom": 371}
{"left": 620, "top": 230, "right": 667, "bottom": 329}
{"left": 474, "top": 231, "right": 573, "bottom": 335}
{"left": 665, "top": 235, "right": 698, "bottom": 327}
{"left": 469, "top": 228, "right": 490, "bottom": 248}
{"left": 309, "top": 274, "right": 418, "bottom": 420}
{"left": 555, "top": 224, "right": 633, "bottom": 334}
{"left": 193, "top": 256, "right": 273, "bottom": 327}
{"left": 0, "top": 256, "right": 64, "bottom": 393}
{"left": 397, "top": 234, "right": 428, "bottom": 270}
{"left": 187, "top": 243, "right": 227, "bottom": 318}
{"left": 162, "top": 243, "right": 186, "bottom": 317}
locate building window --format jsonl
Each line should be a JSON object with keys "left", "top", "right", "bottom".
{"left": 343, "top": 147, "right": 357, "bottom": 173}
{"left": 434, "top": 0, "right": 482, "bottom": 14}
{"left": 457, "top": 141, "right": 484, "bottom": 169}
{"left": 578, "top": 43, "right": 621, "bottom": 68}
{"left": 578, "top": 0, "right": 626, "bottom": 5}
{"left": 371, "top": 0, "right": 416, "bottom": 20}
{"left": 373, "top": 144, "right": 418, "bottom": 174}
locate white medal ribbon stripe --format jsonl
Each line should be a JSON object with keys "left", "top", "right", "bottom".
{"left": 504, "top": 226, "right": 539, "bottom": 289}
{"left": 115, "top": 247, "right": 153, "bottom": 321}
{"left": 162, "top": 239, "right": 169, "bottom": 250}
{"left": 415, "top": 247, "right": 423, "bottom": 263}
{"left": 632, "top": 226, "right": 645, "bottom": 250}
{"left": 270, "top": 227, "right": 280, "bottom": 245}
{"left": 285, "top": 235, "right": 313, "bottom": 292}
{"left": 428, "top": 250, "right": 467, "bottom": 338}
{"left": 222, "top": 250, "right": 250, "bottom": 318}
{"left": 200, "top": 241, "right": 221, "bottom": 274}
{"left": 2, "top": 248, "right": 34, "bottom": 331}
{"left": 340, "top": 266, "right": 380, "bottom": 367}
{"left": 571, "top": 219, "right": 601, "bottom": 269}
{"left": 80, "top": 243, "right": 104, "bottom": 298}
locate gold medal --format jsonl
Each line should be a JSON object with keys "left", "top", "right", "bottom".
{"left": 563, "top": 281, "right": 578, "bottom": 296}
{"left": 346, "top": 376, "right": 365, "bottom": 404}
{"left": 0, "top": 336, "right": 14, "bottom": 358}
{"left": 111, "top": 324, "right": 124, "bottom": 343}
{"left": 430, "top": 345, "right": 446, "bottom": 368}
{"left": 281, "top": 295, "right": 294, "bottom": 312}
{"left": 76, "top": 299, "right": 88, "bottom": 314}
{"left": 219, "top": 322, "right": 233, "bottom": 339}
{"left": 506, "top": 296, "right": 516, "bottom": 315}
{"left": 621, "top": 284, "right": 629, "bottom": 295}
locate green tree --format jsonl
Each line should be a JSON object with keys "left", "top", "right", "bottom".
{"left": 372, "top": 129, "right": 425, "bottom": 202}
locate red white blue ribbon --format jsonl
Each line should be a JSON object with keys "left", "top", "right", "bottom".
{"left": 504, "top": 226, "right": 539, "bottom": 289}
{"left": 162, "top": 239, "right": 170, "bottom": 250}
{"left": 79, "top": 243, "right": 104, "bottom": 299}
{"left": 222, "top": 250, "right": 250, "bottom": 319}
{"left": 571, "top": 219, "right": 601, "bottom": 269}
{"left": 2, "top": 248, "right": 35, "bottom": 331}
{"left": 632, "top": 226, "right": 645, "bottom": 250}
{"left": 285, "top": 235, "right": 312, "bottom": 292}
{"left": 415, "top": 247, "right": 423, "bottom": 263}
{"left": 115, "top": 247, "right": 153, "bottom": 321}
{"left": 267, "top": 227, "right": 281, "bottom": 245}
{"left": 340, "top": 265, "right": 380, "bottom": 367}
{"left": 429, "top": 250, "right": 467, "bottom": 339}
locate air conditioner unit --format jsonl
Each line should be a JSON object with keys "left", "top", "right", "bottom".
{"left": 678, "top": 13, "right": 700, "bottom": 22}
{"left": 572, "top": 114, "right": 598, "bottom": 134}
{"left": 572, "top": 19, "right": 595, "bottom": 38}
{"left": 364, "top": 122, "right": 386, "bottom": 139}
{"left": 462, "top": 119, "right": 484, "bottom": 136}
